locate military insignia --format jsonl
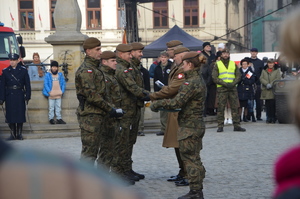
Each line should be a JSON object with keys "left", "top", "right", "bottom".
{"left": 166, "top": 69, "right": 171, "bottom": 74}
{"left": 128, "top": 67, "right": 133, "bottom": 71}
{"left": 178, "top": 73, "right": 184, "bottom": 79}
{"left": 105, "top": 79, "right": 108, "bottom": 83}
{"left": 87, "top": 70, "right": 92, "bottom": 73}
{"left": 184, "top": 82, "right": 189, "bottom": 85}
{"left": 124, "top": 70, "right": 129, "bottom": 73}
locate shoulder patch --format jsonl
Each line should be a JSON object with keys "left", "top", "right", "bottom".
{"left": 184, "top": 82, "right": 189, "bottom": 85}
{"left": 166, "top": 69, "right": 171, "bottom": 74}
{"left": 178, "top": 73, "right": 184, "bottom": 79}
{"left": 124, "top": 70, "right": 129, "bottom": 73}
{"left": 87, "top": 70, "right": 93, "bottom": 73}
{"left": 105, "top": 79, "right": 108, "bottom": 83}
{"left": 128, "top": 67, "right": 133, "bottom": 71}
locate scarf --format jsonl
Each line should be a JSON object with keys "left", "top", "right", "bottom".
{"left": 33, "top": 60, "right": 44, "bottom": 77}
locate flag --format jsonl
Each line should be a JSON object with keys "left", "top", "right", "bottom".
{"left": 172, "top": 5, "right": 175, "bottom": 23}
{"left": 10, "top": 12, "right": 14, "bottom": 21}
{"left": 38, "top": 9, "right": 43, "bottom": 27}
{"left": 122, "top": 29, "right": 127, "bottom": 44}
{"left": 202, "top": 8, "right": 206, "bottom": 24}
{"left": 137, "top": 9, "right": 141, "bottom": 19}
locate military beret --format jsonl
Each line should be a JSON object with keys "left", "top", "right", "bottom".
{"left": 174, "top": 47, "right": 190, "bottom": 55}
{"left": 101, "top": 51, "right": 116, "bottom": 59}
{"left": 166, "top": 40, "right": 183, "bottom": 48}
{"left": 8, "top": 53, "right": 19, "bottom": 60}
{"left": 182, "top": 51, "right": 200, "bottom": 61}
{"left": 83, "top": 37, "right": 101, "bottom": 50}
{"left": 131, "top": 42, "right": 144, "bottom": 50}
{"left": 221, "top": 48, "right": 230, "bottom": 53}
{"left": 116, "top": 44, "right": 133, "bottom": 52}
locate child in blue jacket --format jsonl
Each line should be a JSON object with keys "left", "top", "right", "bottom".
{"left": 42, "top": 61, "right": 66, "bottom": 124}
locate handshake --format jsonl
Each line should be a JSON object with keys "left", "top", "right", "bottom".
{"left": 109, "top": 108, "right": 125, "bottom": 118}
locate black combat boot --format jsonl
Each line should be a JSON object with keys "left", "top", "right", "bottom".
{"left": 130, "top": 169, "right": 145, "bottom": 179}
{"left": 178, "top": 189, "right": 204, "bottom": 199}
{"left": 6, "top": 123, "right": 16, "bottom": 141}
{"left": 124, "top": 171, "right": 139, "bottom": 181}
{"left": 16, "top": 123, "right": 24, "bottom": 140}
{"left": 217, "top": 127, "right": 223, "bottom": 132}
{"left": 243, "top": 115, "right": 249, "bottom": 122}
{"left": 233, "top": 126, "right": 246, "bottom": 132}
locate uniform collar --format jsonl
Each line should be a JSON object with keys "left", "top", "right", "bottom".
{"left": 117, "top": 57, "right": 131, "bottom": 68}
{"left": 100, "top": 64, "right": 115, "bottom": 75}
{"left": 84, "top": 56, "right": 100, "bottom": 68}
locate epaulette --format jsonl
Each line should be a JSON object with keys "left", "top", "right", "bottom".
{"left": 21, "top": 66, "right": 26, "bottom": 69}
{"left": 2, "top": 68, "right": 7, "bottom": 70}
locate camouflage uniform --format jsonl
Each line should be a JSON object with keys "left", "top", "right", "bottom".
{"left": 75, "top": 56, "right": 113, "bottom": 163}
{"left": 151, "top": 67, "right": 207, "bottom": 191}
{"left": 97, "top": 64, "right": 122, "bottom": 169}
{"left": 113, "top": 57, "right": 149, "bottom": 174}
{"left": 212, "top": 59, "right": 242, "bottom": 128}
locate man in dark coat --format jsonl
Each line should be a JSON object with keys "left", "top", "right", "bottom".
{"left": 0, "top": 53, "right": 31, "bottom": 140}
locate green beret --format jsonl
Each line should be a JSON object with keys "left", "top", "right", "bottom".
{"left": 182, "top": 51, "right": 199, "bottom": 61}
{"left": 101, "top": 51, "right": 116, "bottom": 59}
{"left": 166, "top": 40, "right": 183, "bottom": 48}
{"left": 131, "top": 42, "right": 144, "bottom": 50}
{"left": 83, "top": 37, "right": 101, "bottom": 50}
{"left": 116, "top": 44, "right": 133, "bottom": 52}
{"left": 174, "top": 47, "right": 190, "bottom": 55}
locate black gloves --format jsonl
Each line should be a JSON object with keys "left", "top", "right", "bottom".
{"left": 141, "top": 91, "right": 150, "bottom": 101}
{"left": 109, "top": 108, "right": 125, "bottom": 118}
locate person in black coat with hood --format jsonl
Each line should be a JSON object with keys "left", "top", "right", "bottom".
{"left": 237, "top": 59, "right": 256, "bottom": 122}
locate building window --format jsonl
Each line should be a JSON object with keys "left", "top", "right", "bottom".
{"left": 86, "top": 0, "right": 101, "bottom": 29}
{"left": 184, "top": 0, "right": 199, "bottom": 27}
{"left": 19, "top": 0, "right": 34, "bottom": 30}
{"left": 153, "top": 2, "right": 168, "bottom": 28}
{"left": 50, "top": 0, "right": 57, "bottom": 30}
{"left": 117, "top": 0, "right": 125, "bottom": 29}
{"left": 277, "top": 0, "right": 283, "bottom": 8}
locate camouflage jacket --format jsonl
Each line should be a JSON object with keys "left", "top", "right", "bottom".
{"left": 75, "top": 56, "right": 113, "bottom": 116}
{"left": 150, "top": 62, "right": 185, "bottom": 100}
{"left": 115, "top": 57, "right": 149, "bottom": 115}
{"left": 152, "top": 67, "right": 206, "bottom": 139}
{"left": 212, "top": 59, "right": 241, "bottom": 92}
{"left": 130, "top": 57, "right": 145, "bottom": 107}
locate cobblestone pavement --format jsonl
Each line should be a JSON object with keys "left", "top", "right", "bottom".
{"left": 8, "top": 121, "right": 300, "bottom": 199}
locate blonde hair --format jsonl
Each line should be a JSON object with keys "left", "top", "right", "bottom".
{"left": 280, "top": 9, "right": 300, "bottom": 63}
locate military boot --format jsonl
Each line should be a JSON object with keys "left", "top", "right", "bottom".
{"left": 16, "top": 123, "right": 24, "bottom": 140}
{"left": 233, "top": 126, "right": 246, "bottom": 132}
{"left": 130, "top": 169, "right": 145, "bottom": 179}
{"left": 217, "top": 127, "right": 223, "bottom": 132}
{"left": 124, "top": 171, "right": 139, "bottom": 181}
{"left": 178, "top": 190, "right": 204, "bottom": 199}
{"left": 6, "top": 123, "right": 16, "bottom": 141}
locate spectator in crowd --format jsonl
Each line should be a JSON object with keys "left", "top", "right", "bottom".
{"left": 149, "top": 56, "right": 160, "bottom": 78}
{"left": 200, "top": 42, "right": 216, "bottom": 66}
{"left": 138, "top": 63, "right": 151, "bottom": 136}
{"left": 153, "top": 51, "right": 172, "bottom": 136}
{"left": 237, "top": 59, "right": 256, "bottom": 122}
{"left": 212, "top": 49, "right": 246, "bottom": 132}
{"left": 273, "top": 9, "right": 300, "bottom": 199}
{"left": 0, "top": 53, "right": 31, "bottom": 140}
{"left": 250, "top": 48, "right": 264, "bottom": 121}
{"left": 217, "top": 43, "right": 225, "bottom": 52}
{"left": 28, "top": 52, "right": 45, "bottom": 81}
{"left": 260, "top": 59, "right": 281, "bottom": 124}
{"left": 43, "top": 61, "right": 66, "bottom": 125}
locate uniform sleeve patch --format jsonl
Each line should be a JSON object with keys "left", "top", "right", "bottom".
{"left": 178, "top": 73, "right": 184, "bottom": 79}
{"left": 184, "top": 82, "right": 189, "bottom": 85}
{"left": 128, "top": 67, "right": 133, "bottom": 71}
{"left": 87, "top": 70, "right": 93, "bottom": 73}
{"left": 124, "top": 70, "right": 129, "bottom": 73}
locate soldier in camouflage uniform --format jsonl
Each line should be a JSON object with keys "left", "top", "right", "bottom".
{"left": 97, "top": 51, "right": 122, "bottom": 170}
{"left": 212, "top": 49, "right": 246, "bottom": 132}
{"left": 75, "top": 38, "right": 124, "bottom": 165}
{"left": 113, "top": 44, "right": 149, "bottom": 184}
{"left": 151, "top": 52, "right": 207, "bottom": 199}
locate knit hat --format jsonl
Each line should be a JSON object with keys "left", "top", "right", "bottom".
{"left": 101, "top": 51, "right": 116, "bottom": 59}
{"left": 131, "top": 42, "right": 144, "bottom": 50}
{"left": 166, "top": 40, "right": 183, "bottom": 48}
{"left": 218, "top": 43, "right": 225, "bottom": 49}
{"left": 250, "top": 48, "right": 258, "bottom": 52}
{"left": 202, "top": 42, "right": 211, "bottom": 49}
{"left": 83, "top": 37, "right": 101, "bottom": 50}
{"left": 182, "top": 51, "right": 200, "bottom": 61}
{"left": 116, "top": 44, "right": 133, "bottom": 52}
{"left": 174, "top": 47, "right": 190, "bottom": 55}
{"left": 51, "top": 61, "right": 59, "bottom": 67}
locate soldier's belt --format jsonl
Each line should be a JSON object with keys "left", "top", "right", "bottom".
{"left": 7, "top": 85, "right": 22, "bottom": 90}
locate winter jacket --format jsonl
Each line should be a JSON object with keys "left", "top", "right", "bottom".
{"left": 42, "top": 72, "right": 66, "bottom": 97}
{"left": 260, "top": 66, "right": 281, "bottom": 100}
{"left": 237, "top": 67, "right": 256, "bottom": 100}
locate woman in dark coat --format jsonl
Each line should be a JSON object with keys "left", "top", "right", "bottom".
{"left": 237, "top": 59, "right": 256, "bottom": 122}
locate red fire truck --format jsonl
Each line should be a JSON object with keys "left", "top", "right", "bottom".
{"left": 0, "top": 22, "right": 25, "bottom": 76}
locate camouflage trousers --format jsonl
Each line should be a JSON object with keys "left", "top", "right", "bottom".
{"left": 179, "top": 127, "right": 206, "bottom": 191}
{"left": 217, "top": 88, "right": 241, "bottom": 128}
{"left": 78, "top": 114, "right": 103, "bottom": 164}
{"left": 97, "top": 117, "right": 119, "bottom": 170}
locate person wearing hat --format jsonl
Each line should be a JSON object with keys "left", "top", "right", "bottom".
{"left": 153, "top": 51, "right": 172, "bottom": 136}
{"left": 166, "top": 40, "right": 183, "bottom": 59}
{"left": 42, "top": 61, "right": 66, "bottom": 125}
{"left": 150, "top": 46, "right": 190, "bottom": 185}
{"left": 260, "top": 58, "right": 281, "bottom": 124}
{"left": 212, "top": 49, "right": 246, "bottom": 132}
{"left": 113, "top": 43, "right": 149, "bottom": 184}
{"left": 200, "top": 42, "right": 216, "bottom": 66}
{"left": 0, "top": 53, "right": 31, "bottom": 140}
{"left": 250, "top": 47, "right": 264, "bottom": 121}
{"left": 75, "top": 38, "right": 125, "bottom": 167}
{"left": 150, "top": 51, "right": 207, "bottom": 199}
